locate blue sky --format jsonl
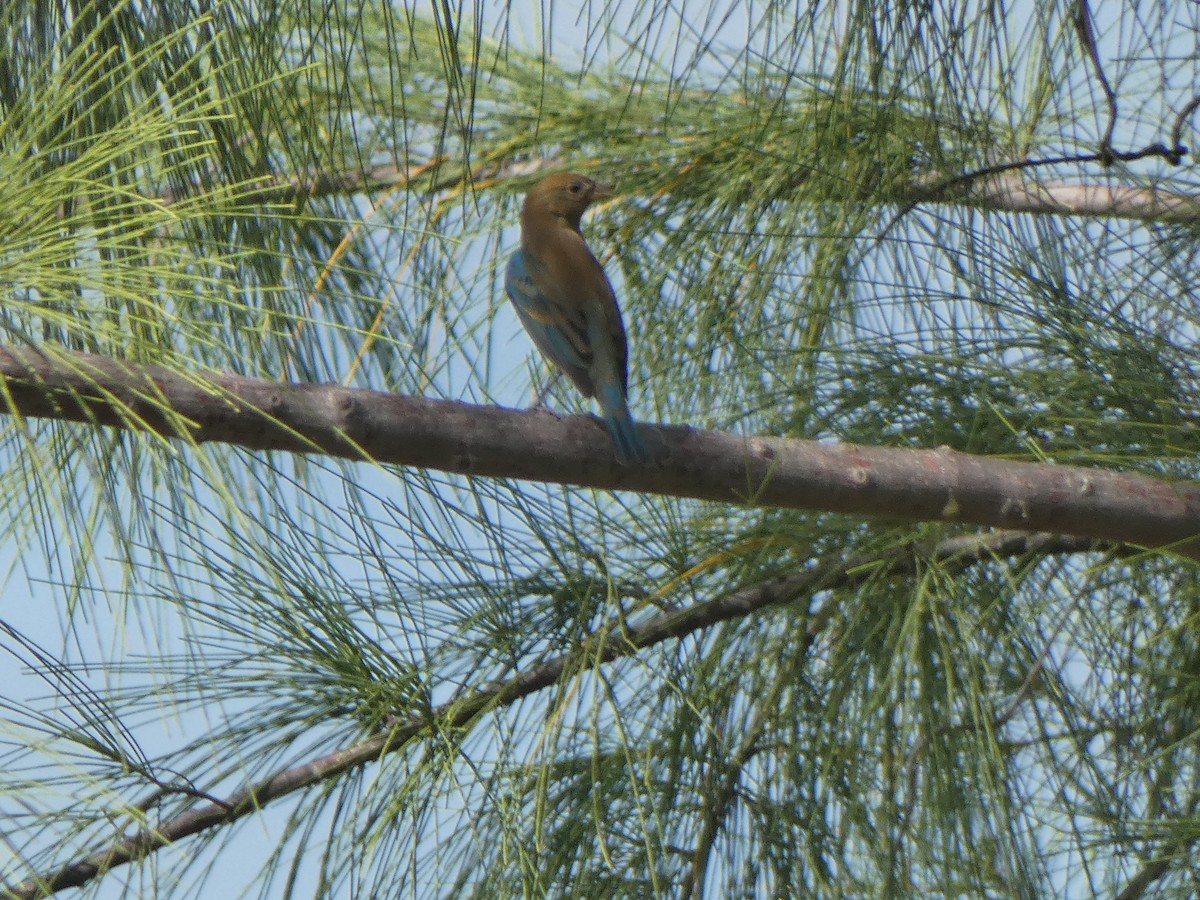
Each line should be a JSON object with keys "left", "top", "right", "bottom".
{"left": 1, "top": 0, "right": 1195, "bottom": 896}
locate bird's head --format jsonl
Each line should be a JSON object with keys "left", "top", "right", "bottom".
{"left": 523, "top": 172, "right": 613, "bottom": 231}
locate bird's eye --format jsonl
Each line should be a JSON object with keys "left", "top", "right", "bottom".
{"left": 568, "top": 180, "right": 585, "bottom": 194}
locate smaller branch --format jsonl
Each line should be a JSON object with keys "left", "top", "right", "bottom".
{"left": 878, "top": 138, "right": 1191, "bottom": 239}
{"left": 683, "top": 662, "right": 795, "bottom": 900}
{"left": 686, "top": 751, "right": 756, "bottom": 900}
{"left": 994, "top": 588, "right": 1086, "bottom": 730}
{"left": 930, "top": 174, "right": 1200, "bottom": 221}
{"left": 7, "top": 530, "right": 1109, "bottom": 898}
{"left": 1115, "top": 840, "right": 1198, "bottom": 900}
{"left": 878, "top": 28, "right": 1199, "bottom": 240}
{"left": 158, "top": 146, "right": 1200, "bottom": 255}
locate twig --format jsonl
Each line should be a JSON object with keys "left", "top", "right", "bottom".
{"left": 877, "top": 140, "right": 1187, "bottom": 240}
{"left": 1170, "top": 95, "right": 1200, "bottom": 162}
{"left": 1073, "top": 0, "right": 1117, "bottom": 164}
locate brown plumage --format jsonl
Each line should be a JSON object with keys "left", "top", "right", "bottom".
{"left": 504, "top": 172, "right": 647, "bottom": 463}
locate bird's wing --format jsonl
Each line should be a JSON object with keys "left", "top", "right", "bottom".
{"left": 505, "top": 249, "right": 595, "bottom": 396}
{"left": 593, "top": 273, "right": 630, "bottom": 395}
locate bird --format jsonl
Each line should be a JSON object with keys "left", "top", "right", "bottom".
{"left": 504, "top": 172, "right": 649, "bottom": 464}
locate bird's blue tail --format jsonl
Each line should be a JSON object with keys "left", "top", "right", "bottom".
{"left": 597, "top": 382, "right": 649, "bottom": 465}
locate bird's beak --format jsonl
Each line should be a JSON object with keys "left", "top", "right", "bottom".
{"left": 592, "top": 181, "right": 614, "bottom": 200}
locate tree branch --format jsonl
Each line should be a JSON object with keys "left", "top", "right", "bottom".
{"left": 6, "top": 529, "right": 1109, "bottom": 897}
{"left": 0, "top": 345, "right": 1196, "bottom": 557}
{"left": 921, "top": 173, "right": 1200, "bottom": 222}
{"left": 1115, "top": 840, "right": 1198, "bottom": 900}
{"left": 164, "top": 154, "right": 1200, "bottom": 226}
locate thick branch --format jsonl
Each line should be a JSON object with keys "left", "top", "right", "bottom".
{"left": 8, "top": 530, "right": 1105, "bottom": 897}
{"left": 0, "top": 345, "right": 1196, "bottom": 556}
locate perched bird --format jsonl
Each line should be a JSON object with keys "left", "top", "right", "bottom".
{"left": 505, "top": 172, "right": 649, "bottom": 464}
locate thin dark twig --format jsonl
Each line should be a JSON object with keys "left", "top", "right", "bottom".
{"left": 683, "top": 663, "right": 797, "bottom": 899}
{"left": 993, "top": 591, "right": 1085, "bottom": 729}
{"left": 876, "top": 140, "right": 1185, "bottom": 242}
{"left": 128, "top": 768, "right": 235, "bottom": 816}
{"left": 1073, "top": 0, "right": 1117, "bottom": 164}
{"left": 1170, "top": 95, "right": 1200, "bottom": 162}
{"left": 875, "top": 0, "right": 1196, "bottom": 244}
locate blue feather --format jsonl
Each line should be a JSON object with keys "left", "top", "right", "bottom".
{"left": 596, "top": 381, "right": 649, "bottom": 465}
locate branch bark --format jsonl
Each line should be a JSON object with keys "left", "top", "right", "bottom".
{"left": 171, "top": 158, "right": 1200, "bottom": 224}
{"left": 947, "top": 174, "right": 1200, "bottom": 222}
{"left": 0, "top": 345, "right": 1197, "bottom": 557}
